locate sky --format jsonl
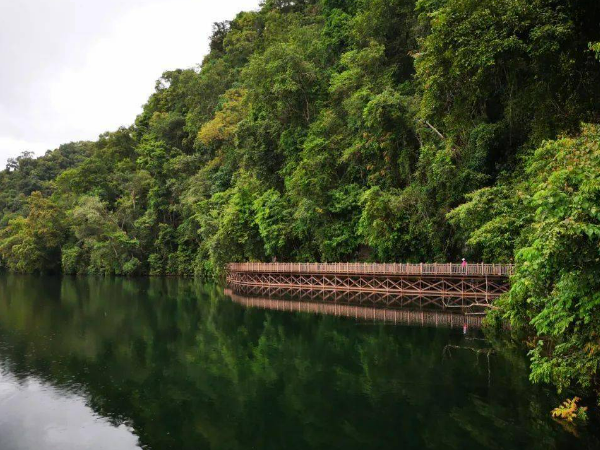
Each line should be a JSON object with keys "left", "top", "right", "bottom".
{"left": 0, "top": 0, "right": 260, "bottom": 168}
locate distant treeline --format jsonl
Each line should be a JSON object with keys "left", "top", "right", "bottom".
{"left": 2, "top": 0, "right": 600, "bottom": 401}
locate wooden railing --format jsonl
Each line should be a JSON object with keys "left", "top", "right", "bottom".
{"left": 227, "top": 262, "right": 514, "bottom": 277}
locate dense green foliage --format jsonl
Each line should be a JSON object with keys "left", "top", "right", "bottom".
{"left": 453, "top": 125, "right": 600, "bottom": 399}
{"left": 2, "top": 0, "right": 600, "bottom": 399}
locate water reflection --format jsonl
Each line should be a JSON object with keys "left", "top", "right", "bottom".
{"left": 225, "top": 288, "right": 485, "bottom": 328}
{"left": 0, "top": 274, "right": 596, "bottom": 450}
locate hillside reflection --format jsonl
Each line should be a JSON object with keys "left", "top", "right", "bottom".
{"left": 0, "top": 275, "right": 596, "bottom": 450}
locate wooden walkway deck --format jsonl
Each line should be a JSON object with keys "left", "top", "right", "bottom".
{"left": 226, "top": 262, "right": 513, "bottom": 303}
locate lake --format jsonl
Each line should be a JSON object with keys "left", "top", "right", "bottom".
{"left": 0, "top": 274, "right": 597, "bottom": 449}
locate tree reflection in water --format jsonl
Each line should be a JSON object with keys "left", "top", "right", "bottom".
{"left": 0, "top": 275, "right": 596, "bottom": 450}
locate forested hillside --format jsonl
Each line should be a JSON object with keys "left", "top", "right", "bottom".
{"left": 3, "top": 0, "right": 600, "bottom": 400}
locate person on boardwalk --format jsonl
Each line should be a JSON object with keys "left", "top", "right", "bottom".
{"left": 461, "top": 258, "right": 467, "bottom": 273}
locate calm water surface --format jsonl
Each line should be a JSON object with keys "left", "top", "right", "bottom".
{"left": 0, "top": 274, "right": 597, "bottom": 449}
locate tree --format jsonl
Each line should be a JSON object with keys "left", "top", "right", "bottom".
{"left": 506, "top": 125, "right": 600, "bottom": 393}
{"left": 0, "top": 192, "right": 66, "bottom": 273}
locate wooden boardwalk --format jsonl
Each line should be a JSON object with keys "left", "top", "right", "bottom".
{"left": 227, "top": 262, "right": 513, "bottom": 303}
{"left": 228, "top": 284, "right": 493, "bottom": 311}
{"left": 228, "top": 262, "right": 514, "bottom": 277}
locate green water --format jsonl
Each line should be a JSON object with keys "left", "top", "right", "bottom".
{"left": 0, "top": 275, "right": 597, "bottom": 450}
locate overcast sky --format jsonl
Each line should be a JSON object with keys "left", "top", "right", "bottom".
{"left": 0, "top": 0, "right": 260, "bottom": 168}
